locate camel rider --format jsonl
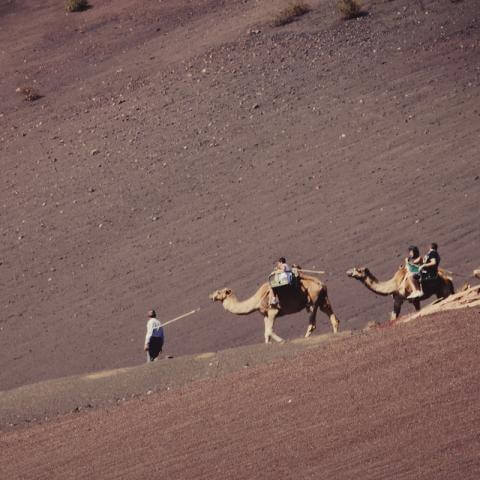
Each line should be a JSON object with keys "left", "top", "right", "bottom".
{"left": 420, "top": 242, "right": 440, "bottom": 280}
{"left": 406, "top": 245, "right": 423, "bottom": 299}
{"left": 268, "top": 257, "right": 292, "bottom": 308}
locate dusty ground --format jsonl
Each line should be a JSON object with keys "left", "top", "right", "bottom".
{"left": 1, "top": 0, "right": 480, "bottom": 391}
{"left": 1, "top": 308, "right": 479, "bottom": 479}
{"left": 2, "top": 1, "right": 479, "bottom": 476}
{"left": 0, "top": 329, "right": 352, "bottom": 430}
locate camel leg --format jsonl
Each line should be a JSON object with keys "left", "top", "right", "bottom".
{"left": 412, "top": 298, "right": 421, "bottom": 311}
{"left": 442, "top": 280, "right": 454, "bottom": 297}
{"left": 305, "top": 304, "right": 318, "bottom": 338}
{"left": 264, "top": 310, "right": 284, "bottom": 344}
{"left": 319, "top": 293, "right": 339, "bottom": 334}
{"left": 391, "top": 295, "right": 403, "bottom": 321}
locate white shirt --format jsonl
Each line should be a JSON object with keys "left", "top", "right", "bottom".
{"left": 145, "top": 317, "right": 164, "bottom": 345}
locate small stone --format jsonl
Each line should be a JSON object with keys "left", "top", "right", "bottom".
{"left": 90, "top": 149, "right": 100, "bottom": 156}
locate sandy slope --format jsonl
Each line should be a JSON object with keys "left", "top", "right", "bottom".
{"left": 1, "top": 308, "right": 479, "bottom": 479}
{"left": 1, "top": 0, "right": 480, "bottom": 390}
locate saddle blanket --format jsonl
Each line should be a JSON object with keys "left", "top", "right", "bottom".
{"left": 269, "top": 271, "right": 293, "bottom": 288}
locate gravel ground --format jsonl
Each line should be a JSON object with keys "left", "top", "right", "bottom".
{"left": 1, "top": 308, "right": 479, "bottom": 479}
{"left": 1, "top": 0, "right": 479, "bottom": 390}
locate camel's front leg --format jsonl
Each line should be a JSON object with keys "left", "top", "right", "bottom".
{"left": 318, "top": 294, "right": 340, "bottom": 334}
{"left": 264, "top": 311, "right": 284, "bottom": 343}
{"left": 411, "top": 298, "right": 421, "bottom": 311}
{"left": 391, "top": 294, "right": 404, "bottom": 321}
{"left": 305, "top": 305, "right": 318, "bottom": 338}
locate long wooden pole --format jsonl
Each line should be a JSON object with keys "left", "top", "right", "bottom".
{"left": 297, "top": 269, "right": 326, "bottom": 275}
{"left": 161, "top": 308, "right": 200, "bottom": 328}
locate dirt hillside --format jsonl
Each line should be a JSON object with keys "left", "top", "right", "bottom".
{"left": 1, "top": 0, "right": 480, "bottom": 390}
{"left": 1, "top": 308, "right": 479, "bottom": 479}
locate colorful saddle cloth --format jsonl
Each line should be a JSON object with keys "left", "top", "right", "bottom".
{"left": 269, "top": 271, "right": 294, "bottom": 289}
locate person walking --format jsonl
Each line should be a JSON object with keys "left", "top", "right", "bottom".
{"left": 144, "top": 309, "right": 164, "bottom": 362}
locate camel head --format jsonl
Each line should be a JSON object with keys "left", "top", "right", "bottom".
{"left": 209, "top": 288, "right": 233, "bottom": 302}
{"left": 346, "top": 267, "right": 370, "bottom": 280}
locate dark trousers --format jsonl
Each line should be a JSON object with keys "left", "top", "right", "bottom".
{"left": 147, "top": 336, "right": 164, "bottom": 362}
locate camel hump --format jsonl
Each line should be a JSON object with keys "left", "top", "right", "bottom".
{"left": 438, "top": 268, "right": 453, "bottom": 281}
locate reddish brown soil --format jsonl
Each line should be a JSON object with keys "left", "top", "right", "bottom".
{"left": 1, "top": 309, "right": 480, "bottom": 479}
{"left": 1, "top": 0, "right": 480, "bottom": 391}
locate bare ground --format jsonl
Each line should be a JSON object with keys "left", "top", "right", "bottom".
{"left": 0, "top": 0, "right": 479, "bottom": 390}
{"left": 2, "top": 1, "right": 480, "bottom": 476}
{"left": 1, "top": 308, "right": 480, "bottom": 479}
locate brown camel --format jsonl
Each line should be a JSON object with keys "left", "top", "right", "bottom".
{"left": 346, "top": 265, "right": 454, "bottom": 320}
{"left": 209, "top": 275, "right": 339, "bottom": 343}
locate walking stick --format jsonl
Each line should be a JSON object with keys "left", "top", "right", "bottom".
{"left": 297, "top": 269, "right": 326, "bottom": 275}
{"left": 161, "top": 308, "right": 200, "bottom": 328}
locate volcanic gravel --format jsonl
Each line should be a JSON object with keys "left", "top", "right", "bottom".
{"left": 1, "top": 309, "right": 480, "bottom": 479}
{"left": 1, "top": 0, "right": 479, "bottom": 391}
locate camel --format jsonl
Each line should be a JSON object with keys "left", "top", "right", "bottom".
{"left": 209, "top": 274, "right": 339, "bottom": 343}
{"left": 346, "top": 265, "right": 454, "bottom": 321}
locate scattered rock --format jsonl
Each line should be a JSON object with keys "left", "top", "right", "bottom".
{"left": 90, "top": 149, "right": 100, "bottom": 156}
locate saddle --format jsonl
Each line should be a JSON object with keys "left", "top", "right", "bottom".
{"left": 269, "top": 271, "right": 294, "bottom": 289}
{"left": 420, "top": 269, "right": 438, "bottom": 283}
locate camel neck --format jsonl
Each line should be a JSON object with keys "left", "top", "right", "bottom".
{"left": 363, "top": 272, "right": 397, "bottom": 296}
{"left": 222, "top": 290, "right": 262, "bottom": 315}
